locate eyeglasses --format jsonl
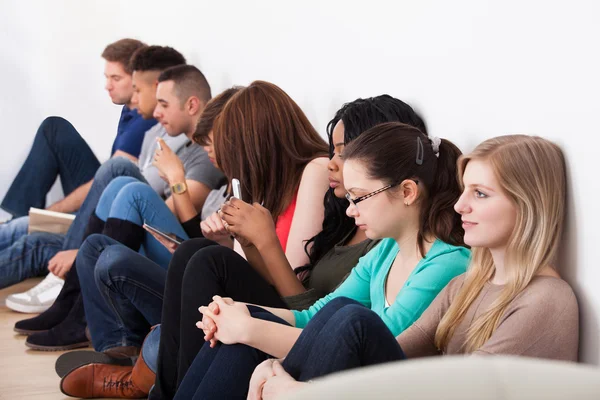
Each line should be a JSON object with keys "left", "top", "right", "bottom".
{"left": 345, "top": 179, "right": 419, "bottom": 209}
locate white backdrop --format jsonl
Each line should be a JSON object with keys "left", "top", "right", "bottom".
{"left": 1, "top": 0, "right": 599, "bottom": 364}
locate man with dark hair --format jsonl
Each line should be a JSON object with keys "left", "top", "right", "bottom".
{"left": 3, "top": 38, "right": 157, "bottom": 314}
{"left": 14, "top": 48, "right": 224, "bottom": 353}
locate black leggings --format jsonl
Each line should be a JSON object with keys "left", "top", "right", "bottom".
{"left": 153, "top": 238, "right": 288, "bottom": 399}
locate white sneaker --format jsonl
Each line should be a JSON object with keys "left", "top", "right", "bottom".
{"left": 5, "top": 273, "right": 64, "bottom": 313}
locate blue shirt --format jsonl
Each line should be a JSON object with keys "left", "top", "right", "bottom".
{"left": 111, "top": 106, "right": 157, "bottom": 157}
{"left": 292, "top": 238, "right": 471, "bottom": 336}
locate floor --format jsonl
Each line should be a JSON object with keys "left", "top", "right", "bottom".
{"left": 0, "top": 279, "right": 94, "bottom": 400}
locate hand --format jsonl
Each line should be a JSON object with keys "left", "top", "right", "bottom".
{"left": 197, "top": 296, "right": 251, "bottom": 345}
{"left": 47, "top": 249, "right": 78, "bottom": 278}
{"left": 262, "top": 361, "right": 305, "bottom": 400}
{"left": 152, "top": 138, "right": 186, "bottom": 184}
{"left": 220, "top": 198, "right": 278, "bottom": 249}
{"left": 201, "top": 212, "right": 233, "bottom": 246}
{"left": 196, "top": 297, "right": 234, "bottom": 348}
{"left": 247, "top": 359, "right": 276, "bottom": 400}
{"left": 144, "top": 226, "right": 179, "bottom": 254}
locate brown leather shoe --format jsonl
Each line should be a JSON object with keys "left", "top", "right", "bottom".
{"left": 60, "top": 348, "right": 154, "bottom": 398}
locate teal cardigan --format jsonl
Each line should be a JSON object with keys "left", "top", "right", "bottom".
{"left": 292, "top": 238, "right": 471, "bottom": 336}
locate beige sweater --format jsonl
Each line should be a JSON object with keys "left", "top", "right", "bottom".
{"left": 397, "top": 274, "right": 579, "bottom": 361}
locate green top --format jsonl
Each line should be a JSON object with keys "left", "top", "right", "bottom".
{"left": 284, "top": 235, "right": 379, "bottom": 310}
{"left": 292, "top": 238, "right": 471, "bottom": 336}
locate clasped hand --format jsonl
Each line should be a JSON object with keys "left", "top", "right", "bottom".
{"left": 197, "top": 295, "right": 251, "bottom": 347}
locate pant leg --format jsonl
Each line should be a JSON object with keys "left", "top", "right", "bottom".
{"left": 282, "top": 299, "right": 405, "bottom": 382}
{"left": 177, "top": 246, "right": 288, "bottom": 383}
{"left": 77, "top": 234, "right": 165, "bottom": 352}
{"left": 142, "top": 325, "right": 161, "bottom": 374}
{"left": 62, "top": 157, "right": 146, "bottom": 250}
{"left": 0, "top": 231, "right": 64, "bottom": 289}
{"left": 175, "top": 309, "right": 290, "bottom": 400}
{"left": 103, "top": 181, "right": 189, "bottom": 268}
{"left": 153, "top": 239, "right": 221, "bottom": 400}
{"left": 1, "top": 117, "right": 101, "bottom": 217}
{"left": 0, "top": 216, "right": 30, "bottom": 251}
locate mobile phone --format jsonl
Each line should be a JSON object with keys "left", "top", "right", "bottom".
{"left": 143, "top": 222, "right": 184, "bottom": 245}
{"left": 156, "top": 140, "right": 162, "bottom": 150}
{"left": 232, "top": 178, "right": 242, "bottom": 200}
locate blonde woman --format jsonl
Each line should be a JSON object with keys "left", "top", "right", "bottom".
{"left": 251, "top": 134, "right": 579, "bottom": 399}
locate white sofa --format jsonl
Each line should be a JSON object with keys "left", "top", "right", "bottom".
{"left": 284, "top": 356, "right": 600, "bottom": 400}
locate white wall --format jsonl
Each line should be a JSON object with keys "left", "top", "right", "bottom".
{"left": 1, "top": 0, "right": 599, "bottom": 364}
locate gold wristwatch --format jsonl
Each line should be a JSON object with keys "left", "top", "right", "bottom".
{"left": 171, "top": 182, "right": 188, "bottom": 195}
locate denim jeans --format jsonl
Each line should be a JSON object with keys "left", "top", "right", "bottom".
{"left": 94, "top": 177, "right": 188, "bottom": 268}
{"left": 0, "top": 216, "right": 30, "bottom": 251}
{"left": 77, "top": 235, "right": 166, "bottom": 352}
{"left": 0, "top": 157, "right": 145, "bottom": 290}
{"left": 1, "top": 116, "right": 100, "bottom": 218}
{"left": 0, "top": 231, "right": 64, "bottom": 289}
{"left": 175, "top": 298, "right": 405, "bottom": 399}
{"left": 62, "top": 157, "right": 146, "bottom": 251}
{"left": 143, "top": 324, "right": 161, "bottom": 374}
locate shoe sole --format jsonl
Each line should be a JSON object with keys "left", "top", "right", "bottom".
{"left": 14, "top": 327, "right": 49, "bottom": 336}
{"left": 5, "top": 298, "right": 51, "bottom": 314}
{"left": 25, "top": 340, "right": 91, "bottom": 352}
{"left": 55, "top": 350, "right": 134, "bottom": 378}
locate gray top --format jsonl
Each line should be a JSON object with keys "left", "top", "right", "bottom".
{"left": 201, "top": 184, "right": 228, "bottom": 221}
{"left": 139, "top": 124, "right": 225, "bottom": 198}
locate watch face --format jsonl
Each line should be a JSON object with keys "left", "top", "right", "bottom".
{"left": 172, "top": 182, "right": 186, "bottom": 194}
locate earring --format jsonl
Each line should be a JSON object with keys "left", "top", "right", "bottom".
{"left": 404, "top": 202, "right": 409, "bottom": 206}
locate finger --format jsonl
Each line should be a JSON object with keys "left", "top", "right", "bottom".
{"left": 212, "top": 295, "right": 226, "bottom": 306}
{"left": 220, "top": 203, "right": 238, "bottom": 217}
{"left": 209, "top": 302, "right": 220, "bottom": 314}
{"left": 272, "top": 360, "right": 289, "bottom": 377}
{"left": 199, "top": 305, "right": 218, "bottom": 320}
{"left": 204, "top": 217, "right": 218, "bottom": 233}
{"left": 223, "top": 297, "right": 234, "bottom": 305}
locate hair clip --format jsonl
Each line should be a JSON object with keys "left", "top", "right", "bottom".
{"left": 416, "top": 137, "right": 424, "bottom": 165}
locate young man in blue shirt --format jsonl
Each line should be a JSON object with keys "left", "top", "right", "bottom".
{"left": 3, "top": 39, "right": 157, "bottom": 313}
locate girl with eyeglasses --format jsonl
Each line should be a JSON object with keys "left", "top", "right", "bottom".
{"left": 173, "top": 122, "right": 470, "bottom": 399}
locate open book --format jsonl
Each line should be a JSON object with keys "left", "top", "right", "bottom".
{"left": 28, "top": 208, "right": 76, "bottom": 235}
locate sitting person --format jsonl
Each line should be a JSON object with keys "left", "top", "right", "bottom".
{"left": 2, "top": 38, "right": 155, "bottom": 313}
{"left": 223, "top": 134, "right": 578, "bottom": 400}
{"left": 16, "top": 56, "right": 223, "bottom": 351}
{"left": 56, "top": 94, "right": 430, "bottom": 399}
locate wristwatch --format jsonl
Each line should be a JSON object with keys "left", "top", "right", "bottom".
{"left": 171, "top": 181, "right": 188, "bottom": 195}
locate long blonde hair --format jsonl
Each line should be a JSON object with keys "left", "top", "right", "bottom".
{"left": 434, "top": 135, "right": 567, "bottom": 353}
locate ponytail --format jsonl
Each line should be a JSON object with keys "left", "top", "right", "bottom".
{"left": 419, "top": 139, "right": 465, "bottom": 255}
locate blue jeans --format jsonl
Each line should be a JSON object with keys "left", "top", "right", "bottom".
{"left": 62, "top": 157, "right": 146, "bottom": 250}
{"left": 143, "top": 324, "right": 161, "bottom": 374}
{"left": 0, "top": 231, "right": 64, "bottom": 289}
{"left": 0, "top": 216, "right": 30, "bottom": 251}
{"left": 175, "top": 298, "right": 405, "bottom": 399}
{"left": 94, "top": 177, "right": 188, "bottom": 268}
{"left": 0, "top": 157, "right": 144, "bottom": 290}
{"left": 1, "top": 116, "right": 100, "bottom": 217}
{"left": 77, "top": 235, "right": 166, "bottom": 352}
